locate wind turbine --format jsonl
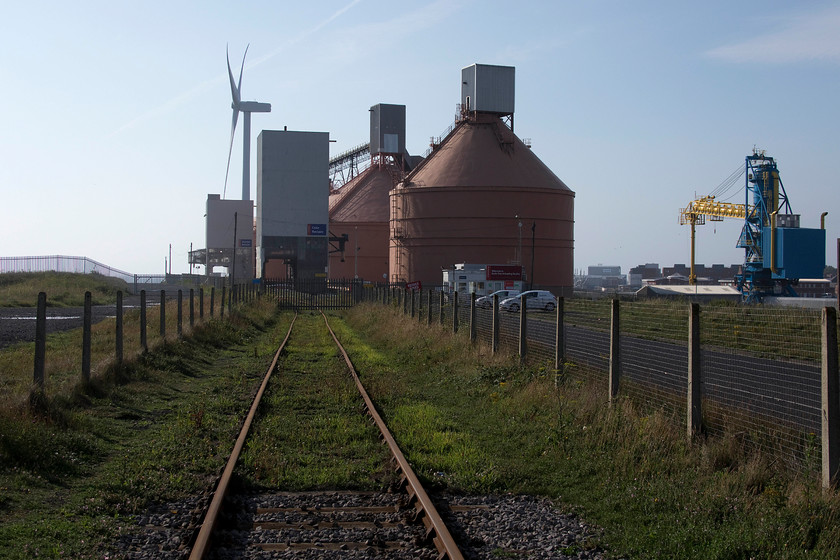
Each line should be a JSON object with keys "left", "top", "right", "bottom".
{"left": 225, "top": 44, "right": 271, "bottom": 201}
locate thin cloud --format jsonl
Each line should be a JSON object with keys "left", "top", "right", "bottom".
{"left": 109, "top": 0, "right": 365, "bottom": 137}
{"left": 705, "top": 5, "right": 840, "bottom": 64}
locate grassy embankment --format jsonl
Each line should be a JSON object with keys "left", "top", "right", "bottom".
{"left": 0, "top": 272, "right": 129, "bottom": 307}
{"left": 335, "top": 302, "right": 840, "bottom": 560}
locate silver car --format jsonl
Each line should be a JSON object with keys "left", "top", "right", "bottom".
{"left": 499, "top": 290, "right": 556, "bottom": 312}
{"left": 475, "top": 289, "right": 520, "bottom": 309}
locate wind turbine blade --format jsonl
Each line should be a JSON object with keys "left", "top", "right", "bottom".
{"left": 223, "top": 107, "right": 239, "bottom": 199}
{"left": 237, "top": 44, "right": 249, "bottom": 98}
{"left": 226, "top": 44, "right": 240, "bottom": 106}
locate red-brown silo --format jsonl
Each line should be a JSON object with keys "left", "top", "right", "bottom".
{"left": 328, "top": 160, "right": 396, "bottom": 281}
{"left": 389, "top": 112, "right": 575, "bottom": 295}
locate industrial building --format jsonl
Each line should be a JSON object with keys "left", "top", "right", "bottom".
{"left": 388, "top": 64, "right": 575, "bottom": 296}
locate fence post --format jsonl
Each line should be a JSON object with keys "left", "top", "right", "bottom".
{"left": 140, "top": 290, "right": 147, "bottom": 353}
{"left": 469, "top": 292, "right": 477, "bottom": 344}
{"left": 492, "top": 294, "right": 500, "bottom": 354}
{"left": 160, "top": 290, "right": 166, "bottom": 340}
{"left": 440, "top": 290, "right": 445, "bottom": 326}
{"left": 177, "top": 290, "right": 183, "bottom": 337}
{"left": 210, "top": 287, "right": 215, "bottom": 317}
{"left": 190, "top": 288, "right": 195, "bottom": 328}
{"left": 410, "top": 289, "right": 416, "bottom": 318}
{"left": 220, "top": 286, "right": 226, "bottom": 318}
{"left": 82, "top": 291, "right": 92, "bottom": 383}
{"left": 115, "top": 291, "right": 123, "bottom": 368}
{"left": 687, "top": 303, "right": 702, "bottom": 439}
{"left": 33, "top": 292, "right": 47, "bottom": 391}
{"left": 452, "top": 292, "right": 459, "bottom": 333}
{"left": 822, "top": 306, "right": 839, "bottom": 489}
{"left": 555, "top": 297, "right": 564, "bottom": 383}
{"left": 199, "top": 288, "right": 204, "bottom": 320}
{"left": 427, "top": 289, "right": 432, "bottom": 326}
{"left": 609, "top": 299, "right": 620, "bottom": 403}
{"left": 518, "top": 296, "right": 527, "bottom": 364}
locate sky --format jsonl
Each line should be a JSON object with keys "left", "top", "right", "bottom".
{"left": 1, "top": 0, "right": 838, "bottom": 277}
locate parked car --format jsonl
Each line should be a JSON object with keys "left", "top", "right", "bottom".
{"left": 499, "top": 290, "right": 556, "bottom": 312}
{"left": 475, "top": 289, "right": 521, "bottom": 309}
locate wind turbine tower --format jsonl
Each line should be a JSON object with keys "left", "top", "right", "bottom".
{"left": 225, "top": 44, "right": 271, "bottom": 201}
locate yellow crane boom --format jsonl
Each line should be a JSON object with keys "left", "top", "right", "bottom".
{"left": 679, "top": 196, "right": 747, "bottom": 284}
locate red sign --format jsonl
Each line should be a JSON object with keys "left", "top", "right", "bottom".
{"left": 486, "top": 265, "right": 523, "bottom": 281}
{"left": 405, "top": 281, "right": 422, "bottom": 291}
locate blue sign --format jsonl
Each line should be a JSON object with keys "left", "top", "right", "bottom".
{"left": 308, "top": 224, "right": 327, "bottom": 236}
{"left": 240, "top": 239, "right": 252, "bottom": 247}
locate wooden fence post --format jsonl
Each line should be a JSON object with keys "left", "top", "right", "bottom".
{"left": 140, "top": 290, "right": 147, "bottom": 353}
{"left": 492, "top": 294, "right": 500, "bottom": 355}
{"left": 687, "top": 303, "right": 702, "bottom": 439}
{"left": 427, "top": 289, "right": 432, "bottom": 326}
{"left": 609, "top": 299, "right": 620, "bottom": 403}
{"left": 220, "top": 286, "right": 226, "bottom": 318}
{"left": 190, "top": 288, "right": 195, "bottom": 328}
{"left": 33, "top": 292, "right": 47, "bottom": 391}
{"left": 82, "top": 291, "right": 92, "bottom": 383}
{"left": 199, "top": 287, "right": 204, "bottom": 319}
{"left": 555, "top": 297, "right": 564, "bottom": 383}
{"left": 115, "top": 291, "right": 123, "bottom": 368}
{"left": 177, "top": 290, "right": 183, "bottom": 337}
{"left": 822, "top": 306, "right": 839, "bottom": 489}
{"left": 518, "top": 296, "right": 527, "bottom": 364}
{"left": 469, "top": 292, "right": 477, "bottom": 344}
{"left": 210, "top": 287, "right": 215, "bottom": 317}
{"left": 452, "top": 292, "right": 459, "bottom": 333}
{"left": 160, "top": 290, "right": 166, "bottom": 339}
{"left": 410, "top": 289, "right": 416, "bottom": 318}
{"left": 439, "top": 291, "right": 445, "bottom": 326}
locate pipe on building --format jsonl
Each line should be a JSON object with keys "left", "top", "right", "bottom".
{"left": 821, "top": 211, "right": 828, "bottom": 229}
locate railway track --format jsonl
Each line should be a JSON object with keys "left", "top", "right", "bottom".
{"left": 186, "top": 311, "right": 464, "bottom": 559}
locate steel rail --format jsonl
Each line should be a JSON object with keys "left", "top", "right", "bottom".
{"left": 189, "top": 313, "right": 297, "bottom": 560}
{"left": 320, "top": 311, "right": 465, "bottom": 560}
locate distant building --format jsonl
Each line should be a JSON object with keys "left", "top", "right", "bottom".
{"left": 579, "top": 265, "right": 624, "bottom": 289}
{"left": 627, "top": 263, "right": 661, "bottom": 288}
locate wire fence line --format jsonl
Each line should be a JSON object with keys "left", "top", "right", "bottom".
{"left": 363, "top": 286, "right": 839, "bottom": 485}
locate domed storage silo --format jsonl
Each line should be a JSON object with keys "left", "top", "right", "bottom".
{"left": 389, "top": 66, "right": 574, "bottom": 295}
{"left": 329, "top": 103, "right": 413, "bottom": 281}
{"left": 328, "top": 163, "right": 395, "bottom": 281}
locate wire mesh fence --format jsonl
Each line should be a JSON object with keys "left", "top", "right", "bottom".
{"left": 378, "top": 289, "right": 837, "bottom": 476}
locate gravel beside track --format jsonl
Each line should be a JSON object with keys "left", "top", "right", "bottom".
{"left": 110, "top": 492, "right": 611, "bottom": 559}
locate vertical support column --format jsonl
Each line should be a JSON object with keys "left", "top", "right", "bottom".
{"left": 469, "top": 292, "right": 477, "bottom": 344}
{"left": 822, "top": 306, "right": 839, "bottom": 490}
{"left": 452, "top": 292, "right": 459, "bottom": 333}
{"left": 115, "top": 291, "right": 123, "bottom": 368}
{"left": 82, "top": 291, "right": 92, "bottom": 383}
{"left": 555, "top": 297, "right": 565, "bottom": 383}
{"left": 33, "top": 292, "right": 47, "bottom": 390}
{"left": 177, "top": 290, "right": 183, "bottom": 338}
{"left": 492, "top": 294, "right": 500, "bottom": 355}
{"left": 160, "top": 290, "right": 166, "bottom": 340}
{"left": 609, "top": 299, "right": 620, "bottom": 402}
{"left": 687, "top": 303, "right": 702, "bottom": 438}
{"left": 140, "top": 290, "right": 147, "bottom": 353}
{"left": 518, "top": 297, "right": 527, "bottom": 364}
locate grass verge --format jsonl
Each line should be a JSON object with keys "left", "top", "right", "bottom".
{"left": 340, "top": 302, "right": 840, "bottom": 560}
{"left": 0, "top": 300, "right": 289, "bottom": 559}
